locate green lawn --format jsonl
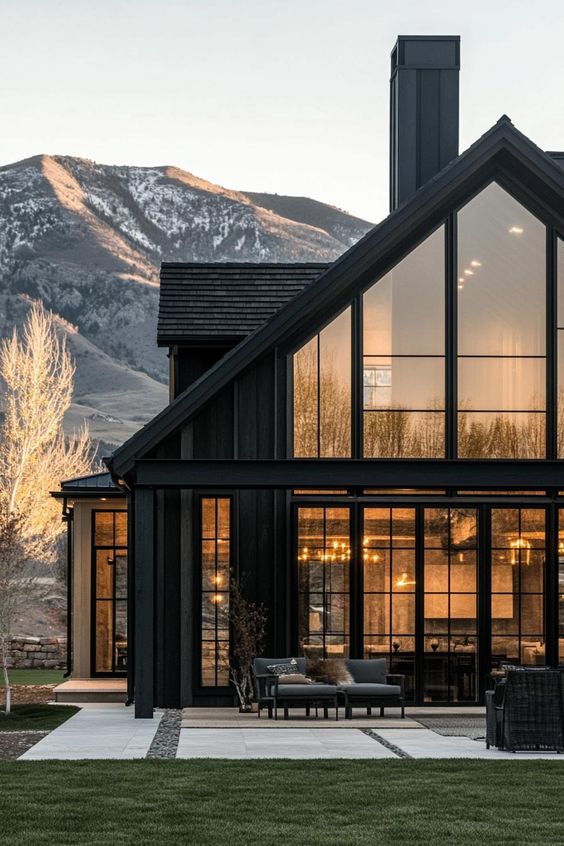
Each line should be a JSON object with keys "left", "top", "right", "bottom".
{"left": 2, "top": 669, "right": 65, "bottom": 686}
{"left": 0, "top": 704, "right": 78, "bottom": 732}
{"left": 0, "top": 760, "right": 562, "bottom": 845}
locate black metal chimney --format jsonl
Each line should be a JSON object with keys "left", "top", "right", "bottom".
{"left": 390, "top": 35, "right": 460, "bottom": 211}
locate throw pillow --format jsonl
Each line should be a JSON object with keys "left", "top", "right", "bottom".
{"left": 267, "top": 661, "right": 299, "bottom": 676}
{"left": 277, "top": 673, "right": 312, "bottom": 685}
{"left": 306, "top": 658, "right": 353, "bottom": 685}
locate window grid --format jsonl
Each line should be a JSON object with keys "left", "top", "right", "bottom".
{"left": 491, "top": 508, "right": 546, "bottom": 668}
{"left": 297, "top": 507, "right": 351, "bottom": 658}
{"left": 200, "top": 497, "right": 231, "bottom": 687}
{"left": 423, "top": 508, "right": 478, "bottom": 702}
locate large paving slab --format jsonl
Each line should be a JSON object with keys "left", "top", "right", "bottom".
{"left": 181, "top": 707, "right": 417, "bottom": 729}
{"left": 176, "top": 728, "right": 397, "bottom": 759}
{"left": 377, "top": 729, "right": 564, "bottom": 760}
{"left": 19, "top": 705, "right": 161, "bottom": 760}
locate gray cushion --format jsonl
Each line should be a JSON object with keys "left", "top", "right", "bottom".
{"left": 345, "top": 659, "right": 388, "bottom": 684}
{"left": 275, "top": 684, "right": 337, "bottom": 697}
{"left": 339, "top": 683, "right": 401, "bottom": 696}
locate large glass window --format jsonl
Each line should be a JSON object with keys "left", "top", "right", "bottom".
{"left": 363, "top": 508, "right": 416, "bottom": 699}
{"left": 293, "top": 308, "right": 351, "bottom": 457}
{"left": 423, "top": 508, "right": 478, "bottom": 702}
{"left": 457, "top": 183, "right": 546, "bottom": 457}
{"left": 200, "top": 498, "right": 231, "bottom": 687}
{"left": 92, "top": 510, "right": 128, "bottom": 675}
{"left": 297, "top": 507, "right": 350, "bottom": 657}
{"left": 363, "top": 226, "right": 445, "bottom": 457}
{"left": 491, "top": 508, "right": 546, "bottom": 668}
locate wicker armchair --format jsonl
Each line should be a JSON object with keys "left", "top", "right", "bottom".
{"left": 486, "top": 669, "right": 564, "bottom": 752}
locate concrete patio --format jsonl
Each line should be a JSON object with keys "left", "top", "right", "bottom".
{"left": 19, "top": 704, "right": 161, "bottom": 760}
{"left": 15, "top": 704, "right": 564, "bottom": 760}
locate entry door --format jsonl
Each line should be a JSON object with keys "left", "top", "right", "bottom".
{"left": 92, "top": 510, "right": 128, "bottom": 676}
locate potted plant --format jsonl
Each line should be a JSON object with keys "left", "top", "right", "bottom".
{"left": 228, "top": 577, "right": 267, "bottom": 712}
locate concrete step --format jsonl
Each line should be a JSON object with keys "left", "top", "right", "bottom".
{"left": 53, "top": 679, "right": 127, "bottom": 703}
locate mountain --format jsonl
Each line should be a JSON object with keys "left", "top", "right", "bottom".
{"left": 0, "top": 154, "right": 373, "bottom": 453}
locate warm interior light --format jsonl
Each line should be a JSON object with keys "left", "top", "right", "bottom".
{"left": 470, "top": 260, "right": 482, "bottom": 267}
{"left": 212, "top": 593, "right": 223, "bottom": 604}
{"left": 464, "top": 269, "right": 474, "bottom": 276}
{"left": 509, "top": 226, "right": 524, "bottom": 234}
{"left": 395, "top": 571, "right": 415, "bottom": 588}
{"left": 510, "top": 537, "right": 531, "bottom": 565}
{"left": 213, "top": 574, "right": 223, "bottom": 586}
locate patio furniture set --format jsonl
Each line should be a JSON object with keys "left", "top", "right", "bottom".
{"left": 486, "top": 668, "right": 564, "bottom": 753}
{"left": 252, "top": 657, "right": 405, "bottom": 720}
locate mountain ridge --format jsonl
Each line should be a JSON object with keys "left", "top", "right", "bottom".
{"left": 0, "top": 154, "right": 373, "bottom": 451}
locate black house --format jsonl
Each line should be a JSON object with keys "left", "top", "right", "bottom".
{"left": 57, "top": 36, "right": 564, "bottom": 716}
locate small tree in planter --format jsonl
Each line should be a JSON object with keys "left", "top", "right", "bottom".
{"left": 229, "top": 578, "right": 267, "bottom": 712}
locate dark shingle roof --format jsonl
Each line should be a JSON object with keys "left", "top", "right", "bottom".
{"left": 157, "top": 262, "right": 328, "bottom": 346}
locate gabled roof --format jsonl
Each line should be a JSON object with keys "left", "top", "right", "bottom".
{"left": 157, "top": 262, "right": 327, "bottom": 346}
{"left": 108, "top": 117, "right": 564, "bottom": 479}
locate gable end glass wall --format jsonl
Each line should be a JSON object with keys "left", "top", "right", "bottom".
{"left": 292, "top": 181, "right": 563, "bottom": 460}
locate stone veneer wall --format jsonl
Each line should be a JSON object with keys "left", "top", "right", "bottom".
{"left": 6, "top": 636, "right": 67, "bottom": 669}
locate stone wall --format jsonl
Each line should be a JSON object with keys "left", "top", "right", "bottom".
{"left": 6, "top": 636, "right": 67, "bottom": 669}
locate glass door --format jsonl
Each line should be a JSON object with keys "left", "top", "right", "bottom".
{"left": 491, "top": 508, "right": 546, "bottom": 668}
{"left": 423, "top": 508, "right": 478, "bottom": 702}
{"left": 362, "top": 507, "right": 416, "bottom": 699}
{"left": 296, "top": 506, "right": 351, "bottom": 658}
{"left": 92, "top": 510, "right": 128, "bottom": 676}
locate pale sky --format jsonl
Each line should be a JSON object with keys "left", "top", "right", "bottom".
{"left": 1, "top": 0, "right": 563, "bottom": 222}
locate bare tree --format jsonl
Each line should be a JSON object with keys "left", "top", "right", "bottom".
{"left": 0, "top": 506, "right": 31, "bottom": 714}
{"left": 0, "top": 302, "right": 92, "bottom": 711}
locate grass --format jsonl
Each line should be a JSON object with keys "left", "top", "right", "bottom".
{"left": 0, "top": 704, "right": 78, "bottom": 732}
{"left": 0, "top": 760, "right": 562, "bottom": 845}
{"left": 2, "top": 669, "right": 65, "bottom": 686}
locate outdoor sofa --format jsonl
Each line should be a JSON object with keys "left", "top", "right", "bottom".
{"left": 252, "top": 657, "right": 405, "bottom": 720}
{"left": 486, "top": 668, "right": 564, "bottom": 752}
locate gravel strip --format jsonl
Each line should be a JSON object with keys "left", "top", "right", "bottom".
{"left": 0, "top": 731, "right": 48, "bottom": 760}
{"left": 146, "top": 709, "right": 182, "bottom": 758}
{"left": 361, "top": 728, "right": 412, "bottom": 759}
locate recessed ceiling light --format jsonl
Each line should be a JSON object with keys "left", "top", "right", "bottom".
{"left": 470, "top": 260, "right": 482, "bottom": 267}
{"left": 464, "top": 269, "right": 474, "bottom": 276}
{"left": 509, "top": 226, "right": 524, "bottom": 234}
